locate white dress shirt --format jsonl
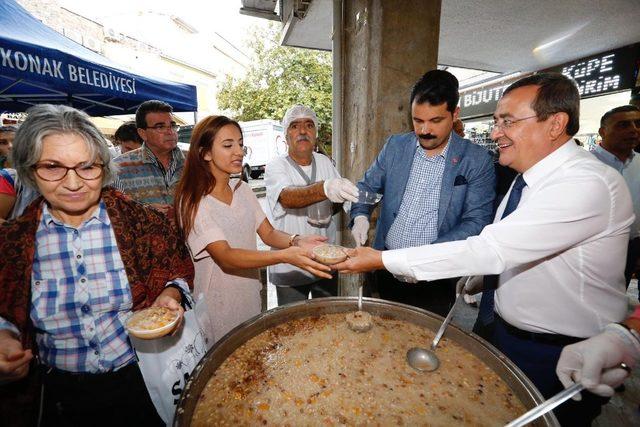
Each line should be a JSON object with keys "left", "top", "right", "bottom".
{"left": 383, "top": 140, "right": 634, "bottom": 337}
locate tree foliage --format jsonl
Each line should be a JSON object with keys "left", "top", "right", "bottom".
{"left": 217, "top": 25, "right": 333, "bottom": 149}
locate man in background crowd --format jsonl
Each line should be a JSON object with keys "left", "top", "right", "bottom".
{"left": 592, "top": 105, "right": 640, "bottom": 292}
{"left": 0, "top": 125, "right": 16, "bottom": 169}
{"left": 114, "top": 121, "right": 143, "bottom": 154}
{"left": 113, "top": 100, "right": 184, "bottom": 212}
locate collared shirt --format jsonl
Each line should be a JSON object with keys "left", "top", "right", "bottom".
{"left": 113, "top": 144, "right": 184, "bottom": 205}
{"left": 592, "top": 145, "right": 640, "bottom": 239}
{"left": 385, "top": 136, "right": 450, "bottom": 249}
{"left": 383, "top": 140, "right": 633, "bottom": 337}
{"left": 10, "top": 183, "right": 40, "bottom": 219}
{"left": 0, "top": 202, "right": 190, "bottom": 373}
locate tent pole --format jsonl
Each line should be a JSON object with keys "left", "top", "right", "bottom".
{"left": 0, "top": 78, "right": 23, "bottom": 95}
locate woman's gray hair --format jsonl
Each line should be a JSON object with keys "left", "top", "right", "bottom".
{"left": 12, "top": 104, "right": 118, "bottom": 189}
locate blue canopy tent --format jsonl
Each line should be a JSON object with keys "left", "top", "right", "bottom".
{"left": 0, "top": 0, "right": 197, "bottom": 116}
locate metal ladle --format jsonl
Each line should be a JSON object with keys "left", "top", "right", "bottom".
{"left": 406, "top": 277, "right": 469, "bottom": 372}
{"left": 505, "top": 383, "right": 583, "bottom": 427}
{"left": 346, "top": 283, "right": 373, "bottom": 332}
{"left": 505, "top": 362, "right": 631, "bottom": 427}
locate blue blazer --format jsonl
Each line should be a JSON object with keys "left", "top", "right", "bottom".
{"left": 351, "top": 132, "right": 496, "bottom": 250}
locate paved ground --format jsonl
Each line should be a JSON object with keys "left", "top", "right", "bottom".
{"left": 252, "top": 178, "right": 638, "bottom": 425}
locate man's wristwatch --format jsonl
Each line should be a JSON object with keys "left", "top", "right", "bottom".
{"left": 288, "top": 234, "right": 299, "bottom": 247}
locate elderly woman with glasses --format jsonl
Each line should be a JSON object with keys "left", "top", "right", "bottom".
{"left": 0, "top": 104, "right": 194, "bottom": 426}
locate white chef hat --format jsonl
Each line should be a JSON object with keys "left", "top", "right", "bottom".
{"left": 282, "top": 105, "right": 318, "bottom": 132}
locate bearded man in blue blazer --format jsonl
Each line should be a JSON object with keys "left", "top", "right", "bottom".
{"left": 350, "top": 70, "right": 496, "bottom": 316}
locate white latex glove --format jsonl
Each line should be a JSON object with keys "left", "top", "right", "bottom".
{"left": 455, "top": 275, "right": 484, "bottom": 296}
{"left": 351, "top": 215, "right": 369, "bottom": 247}
{"left": 556, "top": 324, "right": 639, "bottom": 399}
{"left": 323, "top": 178, "right": 359, "bottom": 203}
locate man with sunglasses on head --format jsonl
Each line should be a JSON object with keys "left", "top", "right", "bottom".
{"left": 335, "top": 73, "right": 634, "bottom": 425}
{"left": 113, "top": 100, "right": 184, "bottom": 213}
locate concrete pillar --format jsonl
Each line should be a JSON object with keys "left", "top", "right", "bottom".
{"left": 337, "top": 0, "right": 442, "bottom": 295}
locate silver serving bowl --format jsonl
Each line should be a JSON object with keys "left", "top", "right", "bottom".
{"left": 174, "top": 297, "right": 559, "bottom": 426}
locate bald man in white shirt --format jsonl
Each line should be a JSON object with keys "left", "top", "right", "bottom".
{"left": 334, "top": 73, "right": 634, "bottom": 425}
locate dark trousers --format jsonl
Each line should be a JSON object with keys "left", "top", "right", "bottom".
{"left": 41, "top": 362, "right": 164, "bottom": 427}
{"left": 375, "top": 270, "right": 455, "bottom": 317}
{"left": 276, "top": 274, "right": 338, "bottom": 306}
{"left": 625, "top": 237, "right": 640, "bottom": 295}
{"left": 472, "top": 309, "right": 496, "bottom": 343}
{"left": 493, "top": 318, "right": 609, "bottom": 426}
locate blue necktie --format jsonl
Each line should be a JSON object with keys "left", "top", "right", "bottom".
{"left": 478, "top": 174, "right": 527, "bottom": 324}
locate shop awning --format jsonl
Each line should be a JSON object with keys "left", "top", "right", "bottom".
{"left": 0, "top": 0, "right": 197, "bottom": 116}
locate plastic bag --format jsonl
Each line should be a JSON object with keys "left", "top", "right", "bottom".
{"left": 132, "top": 295, "right": 214, "bottom": 424}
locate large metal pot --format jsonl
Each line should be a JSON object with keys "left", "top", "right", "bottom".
{"left": 174, "top": 297, "right": 559, "bottom": 426}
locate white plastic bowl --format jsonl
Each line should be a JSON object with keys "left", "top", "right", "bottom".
{"left": 126, "top": 307, "right": 180, "bottom": 340}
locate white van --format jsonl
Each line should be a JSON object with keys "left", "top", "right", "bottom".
{"left": 240, "top": 119, "right": 287, "bottom": 180}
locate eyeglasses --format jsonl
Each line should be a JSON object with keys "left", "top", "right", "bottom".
{"left": 33, "top": 162, "right": 104, "bottom": 181}
{"left": 490, "top": 115, "right": 539, "bottom": 133}
{"left": 146, "top": 123, "right": 180, "bottom": 133}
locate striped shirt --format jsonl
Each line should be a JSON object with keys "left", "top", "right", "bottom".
{"left": 385, "top": 137, "right": 450, "bottom": 249}
{"left": 113, "top": 144, "right": 184, "bottom": 205}
{"left": 0, "top": 201, "right": 189, "bottom": 373}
